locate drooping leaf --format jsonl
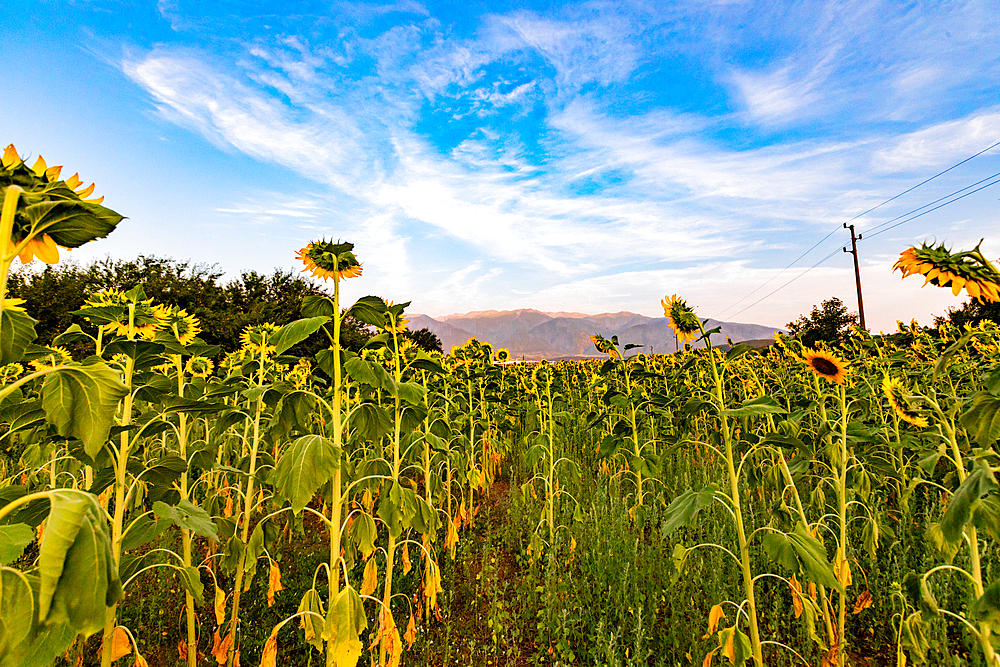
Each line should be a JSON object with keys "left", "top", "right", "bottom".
{"left": 941, "top": 465, "right": 998, "bottom": 545}
{"left": 323, "top": 586, "right": 367, "bottom": 667}
{"left": 970, "top": 581, "right": 1000, "bottom": 632}
{"left": 41, "top": 362, "right": 128, "bottom": 458}
{"left": 0, "top": 308, "right": 38, "bottom": 366}
{"left": 721, "top": 395, "right": 787, "bottom": 418}
{"left": 761, "top": 522, "right": 843, "bottom": 593}
{"left": 961, "top": 392, "right": 1000, "bottom": 447}
{"left": 271, "top": 435, "right": 340, "bottom": 514}
{"left": 298, "top": 588, "right": 325, "bottom": 651}
{"left": 661, "top": 485, "right": 718, "bottom": 536}
{"left": 0, "top": 567, "right": 35, "bottom": 662}
{"left": 153, "top": 499, "right": 218, "bottom": 540}
{"left": 177, "top": 565, "right": 205, "bottom": 606}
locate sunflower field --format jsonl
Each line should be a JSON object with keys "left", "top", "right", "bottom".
{"left": 4, "top": 144, "right": 1000, "bottom": 667}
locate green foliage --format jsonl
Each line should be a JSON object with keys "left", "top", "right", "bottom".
{"left": 786, "top": 296, "right": 859, "bottom": 346}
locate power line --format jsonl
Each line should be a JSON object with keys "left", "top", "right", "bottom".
{"left": 725, "top": 246, "right": 843, "bottom": 321}
{"left": 862, "top": 174, "right": 1000, "bottom": 240}
{"left": 861, "top": 171, "right": 1000, "bottom": 237}
{"left": 714, "top": 138, "right": 1000, "bottom": 319}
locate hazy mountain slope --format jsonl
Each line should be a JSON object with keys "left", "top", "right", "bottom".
{"left": 411, "top": 309, "right": 784, "bottom": 360}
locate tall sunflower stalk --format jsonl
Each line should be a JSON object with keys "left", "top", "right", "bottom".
{"left": 663, "top": 295, "right": 764, "bottom": 665}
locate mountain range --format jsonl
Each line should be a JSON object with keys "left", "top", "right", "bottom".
{"left": 409, "top": 309, "right": 784, "bottom": 361}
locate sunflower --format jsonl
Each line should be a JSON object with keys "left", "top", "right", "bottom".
{"left": 240, "top": 323, "right": 279, "bottom": 356}
{"left": 185, "top": 356, "right": 215, "bottom": 378}
{"left": 82, "top": 289, "right": 166, "bottom": 339}
{"left": 894, "top": 241, "right": 1000, "bottom": 302}
{"left": 156, "top": 305, "right": 201, "bottom": 346}
{"left": 801, "top": 349, "right": 848, "bottom": 385}
{"left": 30, "top": 345, "right": 72, "bottom": 371}
{"left": 285, "top": 359, "right": 312, "bottom": 388}
{"left": 0, "top": 297, "right": 26, "bottom": 312}
{"left": 496, "top": 348, "right": 511, "bottom": 363}
{"left": 295, "top": 239, "right": 362, "bottom": 282}
{"left": 2, "top": 145, "right": 115, "bottom": 265}
{"left": 661, "top": 294, "right": 701, "bottom": 346}
{"left": 882, "top": 376, "right": 928, "bottom": 428}
{"left": 0, "top": 363, "right": 24, "bottom": 383}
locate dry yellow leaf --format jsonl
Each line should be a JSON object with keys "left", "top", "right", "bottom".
{"left": 703, "top": 603, "right": 726, "bottom": 638}
{"left": 260, "top": 627, "right": 279, "bottom": 667}
{"left": 109, "top": 626, "right": 131, "bottom": 662}
{"left": 267, "top": 562, "right": 284, "bottom": 606}
{"left": 361, "top": 558, "right": 379, "bottom": 597}
{"left": 789, "top": 574, "right": 804, "bottom": 619}
{"left": 214, "top": 586, "right": 227, "bottom": 625}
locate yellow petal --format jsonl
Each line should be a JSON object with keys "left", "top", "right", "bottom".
{"left": 31, "top": 156, "right": 47, "bottom": 177}
{"left": 76, "top": 183, "right": 95, "bottom": 199}
{"left": 45, "top": 165, "right": 62, "bottom": 182}
{"left": 951, "top": 275, "right": 966, "bottom": 296}
{"left": 2, "top": 144, "right": 20, "bottom": 168}
{"left": 37, "top": 235, "right": 60, "bottom": 264}
{"left": 65, "top": 173, "right": 82, "bottom": 189}
{"left": 18, "top": 241, "right": 34, "bottom": 265}
{"left": 966, "top": 281, "right": 981, "bottom": 299}
{"left": 85, "top": 195, "right": 105, "bottom": 204}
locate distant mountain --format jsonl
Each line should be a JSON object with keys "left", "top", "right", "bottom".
{"left": 409, "top": 309, "right": 784, "bottom": 360}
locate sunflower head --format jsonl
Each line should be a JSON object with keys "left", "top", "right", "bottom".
{"left": 285, "top": 359, "right": 312, "bottom": 388}
{"left": 296, "top": 239, "right": 362, "bottom": 282}
{"left": 590, "top": 334, "right": 620, "bottom": 359}
{"left": 661, "top": 294, "right": 701, "bottom": 345}
{"left": 241, "top": 323, "right": 279, "bottom": 357}
{"left": 81, "top": 287, "right": 166, "bottom": 339}
{"left": 882, "top": 376, "right": 928, "bottom": 428}
{"left": 0, "top": 362, "right": 24, "bottom": 383}
{"left": 29, "top": 345, "right": 72, "bottom": 371}
{"left": 185, "top": 356, "right": 215, "bottom": 379}
{"left": 894, "top": 241, "right": 1000, "bottom": 302}
{"left": 496, "top": 348, "right": 511, "bottom": 363}
{"left": 802, "top": 349, "right": 848, "bottom": 385}
{"left": 156, "top": 305, "right": 201, "bottom": 346}
{"left": 2, "top": 144, "right": 123, "bottom": 265}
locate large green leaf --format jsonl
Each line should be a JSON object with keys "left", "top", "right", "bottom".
{"left": 0, "top": 524, "right": 34, "bottom": 565}
{"left": 961, "top": 392, "right": 1000, "bottom": 447}
{"left": 298, "top": 588, "right": 325, "bottom": 651}
{"left": 153, "top": 499, "right": 218, "bottom": 540}
{"left": 661, "top": 485, "right": 718, "bottom": 536}
{"left": 722, "top": 395, "right": 787, "bottom": 418}
{"left": 301, "top": 294, "right": 336, "bottom": 318}
{"left": 396, "top": 381, "right": 427, "bottom": 406}
{"left": 269, "top": 317, "right": 330, "bottom": 355}
{"left": 350, "top": 402, "right": 393, "bottom": 441}
{"left": 41, "top": 362, "right": 128, "bottom": 458}
{"left": 176, "top": 565, "right": 205, "bottom": 606}
{"left": 39, "top": 491, "right": 122, "bottom": 634}
{"left": 344, "top": 356, "right": 393, "bottom": 393}
{"left": 344, "top": 296, "right": 387, "bottom": 328}
{"left": 761, "top": 522, "right": 843, "bottom": 593}
{"left": 971, "top": 581, "right": 1000, "bottom": 632}
{"left": 0, "top": 308, "right": 38, "bottom": 365}
{"left": 21, "top": 197, "right": 124, "bottom": 248}
{"left": 0, "top": 567, "right": 35, "bottom": 664}
{"left": 941, "top": 465, "right": 998, "bottom": 545}
{"left": 350, "top": 513, "right": 377, "bottom": 559}
{"left": 272, "top": 435, "right": 341, "bottom": 514}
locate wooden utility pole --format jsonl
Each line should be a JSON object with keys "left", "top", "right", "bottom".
{"left": 843, "top": 223, "right": 867, "bottom": 330}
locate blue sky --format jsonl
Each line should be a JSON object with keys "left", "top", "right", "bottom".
{"left": 4, "top": 0, "right": 999, "bottom": 331}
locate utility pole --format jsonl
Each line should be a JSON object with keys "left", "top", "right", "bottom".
{"left": 843, "top": 223, "right": 867, "bottom": 330}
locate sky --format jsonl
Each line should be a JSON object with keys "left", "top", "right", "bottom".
{"left": 3, "top": 0, "right": 999, "bottom": 332}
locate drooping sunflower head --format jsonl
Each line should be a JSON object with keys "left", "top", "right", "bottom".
{"left": 185, "top": 356, "right": 215, "bottom": 379}
{"left": 589, "top": 334, "right": 620, "bottom": 359}
{"left": 2, "top": 144, "right": 123, "bottom": 265}
{"left": 801, "top": 349, "right": 848, "bottom": 385}
{"left": 295, "top": 239, "right": 362, "bottom": 282}
{"left": 882, "top": 376, "right": 928, "bottom": 428}
{"left": 156, "top": 305, "right": 201, "bottom": 346}
{"left": 29, "top": 345, "right": 72, "bottom": 371}
{"left": 285, "top": 359, "right": 312, "bottom": 388}
{"left": 240, "top": 323, "right": 279, "bottom": 357}
{"left": 894, "top": 241, "right": 1000, "bottom": 302}
{"left": 661, "top": 294, "right": 701, "bottom": 346}
{"left": 82, "top": 287, "right": 166, "bottom": 339}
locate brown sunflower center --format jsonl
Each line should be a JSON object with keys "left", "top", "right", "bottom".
{"left": 811, "top": 357, "right": 838, "bottom": 376}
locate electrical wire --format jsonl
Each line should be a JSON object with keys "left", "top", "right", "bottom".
{"left": 714, "top": 138, "right": 1000, "bottom": 319}
{"left": 724, "top": 246, "right": 844, "bottom": 321}
{"left": 714, "top": 138, "right": 1000, "bottom": 320}
{"left": 862, "top": 174, "right": 1000, "bottom": 240}
{"left": 861, "top": 171, "right": 1000, "bottom": 237}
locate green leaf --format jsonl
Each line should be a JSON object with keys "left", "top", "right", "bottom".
{"left": 350, "top": 513, "right": 377, "bottom": 559}
{"left": 344, "top": 296, "right": 387, "bottom": 328}
{"left": 177, "top": 565, "right": 205, "bottom": 606}
{"left": 350, "top": 402, "right": 393, "bottom": 441}
{"left": 272, "top": 435, "right": 340, "bottom": 514}
{"left": 120, "top": 514, "right": 170, "bottom": 552}
{"left": 38, "top": 490, "right": 122, "bottom": 634}
{"left": 396, "top": 381, "right": 427, "bottom": 406}
{"left": 269, "top": 316, "right": 330, "bottom": 355}
{"left": 721, "top": 395, "right": 787, "bottom": 418}
{"left": 0, "top": 308, "right": 38, "bottom": 365}
{"left": 301, "top": 294, "right": 336, "bottom": 318}
{"left": 934, "top": 330, "right": 973, "bottom": 380}
{"left": 901, "top": 612, "right": 930, "bottom": 663}
{"left": 960, "top": 392, "right": 1000, "bottom": 446}
{"left": 941, "top": 465, "right": 998, "bottom": 545}
{"left": 41, "top": 361, "right": 128, "bottom": 458}
{"left": 0, "top": 524, "right": 34, "bottom": 565}
{"left": 761, "top": 522, "right": 843, "bottom": 593}
{"left": 344, "top": 356, "right": 393, "bottom": 393}
{"left": 661, "top": 485, "right": 718, "bottom": 536}
{"left": 297, "top": 588, "right": 325, "bottom": 650}
{"left": 153, "top": 499, "right": 218, "bottom": 540}
{"left": 21, "top": 197, "right": 124, "bottom": 248}
{"left": 971, "top": 581, "right": 1000, "bottom": 632}
{"left": 0, "top": 567, "right": 35, "bottom": 662}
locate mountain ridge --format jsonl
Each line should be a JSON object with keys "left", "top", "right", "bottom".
{"left": 410, "top": 308, "right": 784, "bottom": 360}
